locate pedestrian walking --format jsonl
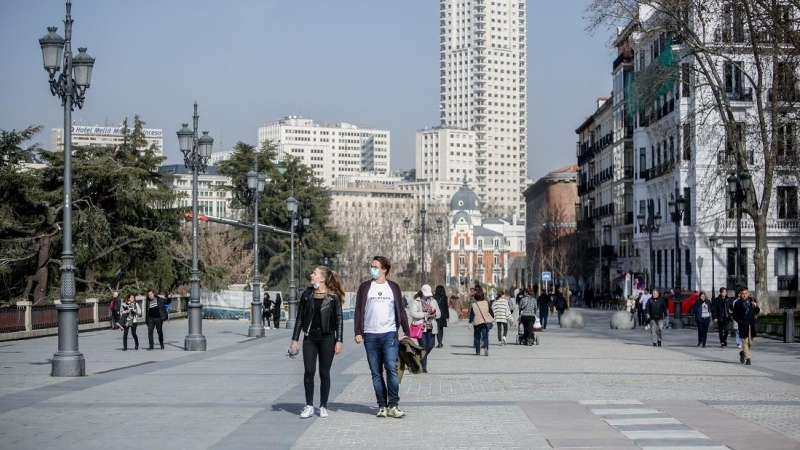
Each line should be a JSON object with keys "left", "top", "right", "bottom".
{"left": 692, "top": 291, "right": 712, "bottom": 347}
{"left": 727, "top": 294, "right": 743, "bottom": 348}
{"left": 163, "top": 292, "right": 172, "bottom": 323}
{"left": 145, "top": 289, "right": 168, "bottom": 350}
{"left": 646, "top": 289, "right": 667, "bottom": 347}
{"left": 273, "top": 293, "right": 283, "bottom": 329}
{"left": 469, "top": 287, "right": 494, "bottom": 355}
{"left": 353, "top": 256, "right": 410, "bottom": 419}
{"left": 537, "top": 290, "right": 551, "bottom": 330}
{"left": 408, "top": 284, "right": 440, "bottom": 373}
{"left": 712, "top": 288, "right": 729, "bottom": 347}
{"left": 262, "top": 293, "right": 272, "bottom": 330}
{"left": 120, "top": 294, "right": 141, "bottom": 351}
{"left": 290, "top": 266, "right": 344, "bottom": 418}
{"left": 491, "top": 290, "right": 512, "bottom": 345}
{"left": 518, "top": 288, "right": 538, "bottom": 345}
{"left": 109, "top": 291, "right": 122, "bottom": 330}
{"left": 434, "top": 286, "right": 449, "bottom": 348}
{"left": 554, "top": 289, "right": 567, "bottom": 326}
{"left": 639, "top": 289, "right": 652, "bottom": 329}
{"left": 732, "top": 286, "right": 759, "bottom": 365}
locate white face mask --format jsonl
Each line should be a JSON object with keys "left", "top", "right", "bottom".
{"left": 369, "top": 267, "right": 381, "bottom": 279}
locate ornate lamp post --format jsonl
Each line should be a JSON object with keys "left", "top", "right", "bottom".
{"left": 668, "top": 186, "right": 687, "bottom": 329}
{"left": 295, "top": 211, "right": 310, "bottom": 288}
{"left": 285, "top": 190, "right": 299, "bottom": 329}
{"left": 247, "top": 165, "right": 266, "bottom": 337}
{"left": 709, "top": 236, "right": 718, "bottom": 295}
{"left": 403, "top": 208, "right": 444, "bottom": 285}
{"left": 727, "top": 170, "right": 751, "bottom": 290}
{"left": 177, "top": 105, "right": 213, "bottom": 351}
{"left": 40, "top": 0, "right": 95, "bottom": 377}
{"left": 637, "top": 202, "right": 662, "bottom": 291}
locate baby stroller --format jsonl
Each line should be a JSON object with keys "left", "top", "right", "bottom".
{"left": 516, "top": 317, "right": 540, "bottom": 346}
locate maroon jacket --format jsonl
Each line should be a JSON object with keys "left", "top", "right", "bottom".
{"left": 354, "top": 278, "right": 410, "bottom": 337}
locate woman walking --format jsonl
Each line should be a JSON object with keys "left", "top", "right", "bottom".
{"left": 693, "top": 292, "right": 713, "bottom": 347}
{"left": 290, "top": 266, "right": 344, "bottom": 419}
{"left": 518, "top": 288, "right": 538, "bottom": 346}
{"left": 120, "top": 294, "right": 141, "bottom": 351}
{"left": 408, "top": 284, "right": 441, "bottom": 372}
{"left": 468, "top": 287, "right": 494, "bottom": 356}
{"left": 262, "top": 293, "right": 272, "bottom": 330}
{"left": 491, "top": 290, "right": 512, "bottom": 345}
{"left": 434, "top": 285, "right": 449, "bottom": 348}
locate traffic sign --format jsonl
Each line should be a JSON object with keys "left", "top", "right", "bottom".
{"left": 542, "top": 271, "right": 552, "bottom": 282}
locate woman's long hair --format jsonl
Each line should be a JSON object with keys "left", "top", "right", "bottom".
{"left": 434, "top": 285, "right": 446, "bottom": 301}
{"left": 318, "top": 266, "right": 345, "bottom": 303}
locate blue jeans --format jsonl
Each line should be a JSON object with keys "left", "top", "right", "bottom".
{"left": 363, "top": 332, "right": 400, "bottom": 408}
{"left": 539, "top": 309, "right": 549, "bottom": 329}
{"left": 420, "top": 331, "right": 435, "bottom": 370}
{"left": 473, "top": 324, "right": 489, "bottom": 354}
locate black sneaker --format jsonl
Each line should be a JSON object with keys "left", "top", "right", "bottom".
{"left": 653, "top": 343, "right": 657, "bottom": 347}
{"left": 657, "top": 341, "right": 661, "bottom": 347}
{"left": 745, "top": 359, "right": 751, "bottom": 365}
{"left": 740, "top": 351, "right": 745, "bottom": 364}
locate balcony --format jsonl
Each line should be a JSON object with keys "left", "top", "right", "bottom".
{"left": 769, "top": 87, "right": 800, "bottom": 102}
{"left": 613, "top": 53, "right": 633, "bottom": 71}
{"left": 644, "top": 161, "right": 676, "bottom": 181}
{"left": 614, "top": 211, "right": 634, "bottom": 226}
{"left": 728, "top": 87, "right": 753, "bottom": 102}
{"left": 621, "top": 166, "right": 634, "bottom": 181}
{"left": 722, "top": 218, "right": 800, "bottom": 232}
{"left": 778, "top": 275, "right": 798, "bottom": 291}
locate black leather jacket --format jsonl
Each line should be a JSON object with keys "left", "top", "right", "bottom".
{"left": 292, "top": 287, "right": 343, "bottom": 342}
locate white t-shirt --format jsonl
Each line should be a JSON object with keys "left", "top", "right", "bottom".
{"left": 363, "top": 281, "right": 397, "bottom": 334}
{"left": 640, "top": 294, "right": 652, "bottom": 309}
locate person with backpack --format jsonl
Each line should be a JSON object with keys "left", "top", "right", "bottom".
{"left": 109, "top": 291, "right": 122, "bottom": 330}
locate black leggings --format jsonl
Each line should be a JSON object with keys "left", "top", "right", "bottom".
{"left": 437, "top": 327, "right": 444, "bottom": 346}
{"left": 496, "top": 322, "right": 508, "bottom": 341}
{"left": 303, "top": 331, "right": 336, "bottom": 408}
{"left": 122, "top": 323, "right": 138, "bottom": 349}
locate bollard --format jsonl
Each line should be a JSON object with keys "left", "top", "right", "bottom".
{"left": 784, "top": 309, "right": 795, "bottom": 343}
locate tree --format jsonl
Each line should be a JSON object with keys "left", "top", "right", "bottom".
{"left": 586, "top": 0, "right": 800, "bottom": 313}
{"left": 217, "top": 140, "right": 345, "bottom": 291}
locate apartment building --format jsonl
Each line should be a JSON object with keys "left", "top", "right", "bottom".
{"left": 257, "top": 116, "right": 390, "bottom": 187}
{"left": 439, "top": 0, "right": 528, "bottom": 218}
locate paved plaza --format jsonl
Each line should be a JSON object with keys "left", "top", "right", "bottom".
{"left": 0, "top": 308, "right": 798, "bottom": 449}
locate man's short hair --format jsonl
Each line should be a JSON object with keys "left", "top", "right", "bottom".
{"left": 720, "top": 287, "right": 727, "bottom": 293}
{"left": 372, "top": 256, "right": 391, "bottom": 276}
{"left": 737, "top": 286, "right": 749, "bottom": 295}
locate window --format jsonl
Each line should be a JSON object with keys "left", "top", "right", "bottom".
{"left": 726, "top": 248, "right": 748, "bottom": 287}
{"left": 459, "top": 238, "right": 465, "bottom": 249}
{"left": 724, "top": 61, "right": 744, "bottom": 97}
{"left": 681, "top": 64, "right": 691, "bottom": 97}
{"left": 723, "top": 122, "right": 751, "bottom": 164}
{"left": 777, "top": 122, "right": 797, "bottom": 165}
{"left": 776, "top": 248, "right": 797, "bottom": 277}
{"left": 721, "top": 3, "right": 745, "bottom": 43}
{"left": 777, "top": 186, "right": 798, "bottom": 219}
{"left": 775, "top": 62, "right": 799, "bottom": 101}
{"left": 683, "top": 187, "right": 691, "bottom": 226}
{"left": 682, "top": 123, "right": 692, "bottom": 161}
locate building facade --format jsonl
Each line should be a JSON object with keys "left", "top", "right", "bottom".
{"left": 159, "top": 164, "right": 238, "bottom": 220}
{"left": 439, "top": 0, "right": 528, "bottom": 218}
{"left": 257, "top": 116, "right": 390, "bottom": 187}
{"left": 51, "top": 126, "right": 164, "bottom": 158}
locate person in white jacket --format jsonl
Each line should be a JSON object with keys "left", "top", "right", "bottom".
{"left": 408, "top": 284, "right": 441, "bottom": 373}
{"left": 491, "top": 291, "right": 513, "bottom": 345}
{"left": 120, "top": 294, "right": 142, "bottom": 351}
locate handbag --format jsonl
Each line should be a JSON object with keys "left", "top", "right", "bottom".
{"left": 409, "top": 322, "right": 424, "bottom": 339}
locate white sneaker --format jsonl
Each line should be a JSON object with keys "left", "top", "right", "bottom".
{"left": 502, "top": 336, "right": 507, "bottom": 345}
{"left": 300, "top": 405, "right": 314, "bottom": 418}
{"left": 319, "top": 407, "right": 328, "bottom": 418}
{"left": 645, "top": 325, "right": 650, "bottom": 330}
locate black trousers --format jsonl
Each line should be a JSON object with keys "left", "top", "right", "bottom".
{"left": 303, "top": 331, "right": 336, "bottom": 408}
{"left": 147, "top": 317, "right": 164, "bottom": 348}
{"left": 437, "top": 326, "right": 445, "bottom": 346}
{"left": 273, "top": 310, "right": 280, "bottom": 329}
{"left": 520, "top": 316, "right": 535, "bottom": 343}
{"left": 717, "top": 318, "right": 729, "bottom": 345}
{"left": 123, "top": 323, "right": 138, "bottom": 349}
{"left": 496, "top": 322, "right": 508, "bottom": 341}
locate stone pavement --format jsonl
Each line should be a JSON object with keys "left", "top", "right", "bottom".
{"left": 0, "top": 309, "right": 798, "bottom": 449}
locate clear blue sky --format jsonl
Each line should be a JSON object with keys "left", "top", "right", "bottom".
{"left": 0, "top": 0, "right": 612, "bottom": 180}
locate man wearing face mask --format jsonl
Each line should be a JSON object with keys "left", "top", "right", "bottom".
{"left": 354, "top": 256, "right": 410, "bottom": 419}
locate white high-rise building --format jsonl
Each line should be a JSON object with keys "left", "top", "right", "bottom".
{"left": 439, "top": 0, "right": 528, "bottom": 218}
{"left": 257, "top": 116, "right": 390, "bottom": 187}
{"left": 415, "top": 126, "right": 476, "bottom": 183}
{"left": 51, "top": 126, "right": 164, "bottom": 158}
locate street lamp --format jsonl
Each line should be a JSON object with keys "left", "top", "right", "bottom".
{"left": 709, "top": 236, "right": 718, "bottom": 295}
{"left": 246, "top": 164, "right": 267, "bottom": 337}
{"left": 403, "top": 208, "right": 444, "bottom": 285}
{"left": 41, "top": 0, "right": 95, "bottom": 377}
{"left": 668, "top": 185, "right": 687, "bottom": 329}
{"left": 637, "top": 202, "right": 663, "bottom": 291}
{"left": 177, "top": 104, "right": 213, "bottom": 351}
{"left": 727, "top": 170, "right": 751, "bottom": 290}
{"left": 285, "top": 190, "right": 299, "bottom": 329}
{"left": 295, "top": 210, "right": 310, "bottom": 289}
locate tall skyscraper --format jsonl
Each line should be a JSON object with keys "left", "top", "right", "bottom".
{"left": 439, "top": 0, "right": 528, "bottom": 219}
